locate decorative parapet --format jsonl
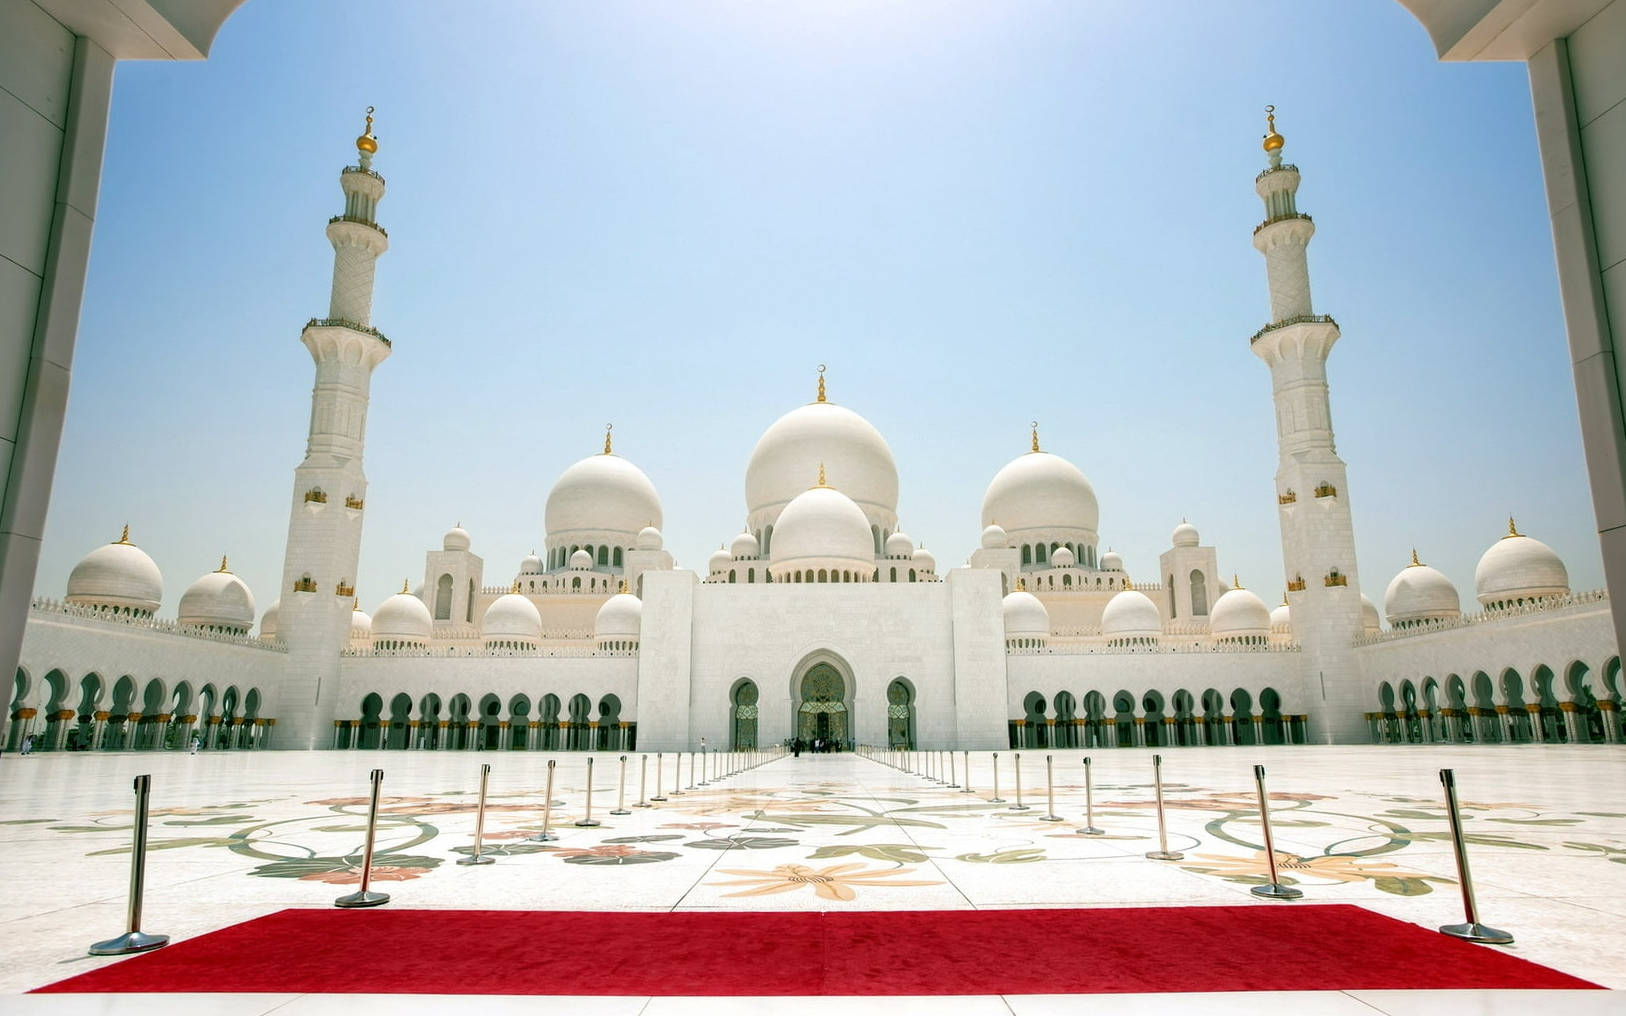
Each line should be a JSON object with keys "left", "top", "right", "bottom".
{"left": 292, "top": 577, "right": 318, "bottom": 593}
{"left": 342, "top": 165, "right": 385, "bottom": 183}
{"left": 303, "top": 488, "right": 328, "bottom": 504}
{"left": 344, "top": 495, "right": 365, "bottom": 510}
{"left": 305, "top": 317, "right": 391, "bottom": 347}
{"left": 1353, "top": 589, "right": 1610, "bottom": 646}
{"left": 1252, "top": 210, "right": 1313, "bottom": 235}
{"left": 1314, "top": 483, "right": 1337, "bottom": 498}
{"left": 1287, "top": 575, "right": 1306, "bottom": 592}
{"left": 27, "top": 598, "right": 286, "bottom": 652}
{"left": 327, "top": 214, "right": 388, "bottom": 237}
{"left": 334, "top": 583, "right": 355, "bottom": 598}
{"left": 1254, "top": 163, "right": 1299, "bottom": 184}
{"left": 342, "top": 642, "right": 603, "bottom": 659}
{"left": 1250, "top": 313, "right": 1337, "bottom": 345}
{"left": 1007, "top": 640, "right": 1301, "bottom": 657}
{"left": 1278, "top": 490, "right": 1297, "bottom": 504}
{"left": 1324, "top": 570, "right": 1348, "bottom": 587}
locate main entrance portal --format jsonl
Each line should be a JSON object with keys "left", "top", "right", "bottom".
{"left": 796, "top": 663, "right": 848, "bottom": 747}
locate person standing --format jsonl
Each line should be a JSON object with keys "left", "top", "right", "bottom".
{"left": 20, "top": 734, "right": 34, "bottom": 755}
{"left": 190, "top": 734, "right": 201, "bottom": 755}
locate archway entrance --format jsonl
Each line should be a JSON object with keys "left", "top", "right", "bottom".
{"left": 796, "top": 663, "right": 849, "bottom": 749}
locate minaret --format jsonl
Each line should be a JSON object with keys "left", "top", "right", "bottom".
{"left": 1247, "top": 108, "right": 1364, "bottom": 744}
{"left": 276, "top": 109, "right": 394, "bottom": 749}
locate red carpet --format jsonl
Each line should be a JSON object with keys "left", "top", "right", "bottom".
{"left": 37, "top": 906, "right": 1598, "bottom": 995}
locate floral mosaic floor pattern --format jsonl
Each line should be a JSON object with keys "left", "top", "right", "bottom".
{"left": 1, "top": 744, "right": 1624, "bottom": 999}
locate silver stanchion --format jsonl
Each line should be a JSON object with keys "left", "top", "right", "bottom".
{"left": 611, "top": 754, "right": 631, "bottom": 815}
{"left": 635, "top": 753, "right": 652, "bottom": 808}
{"left": 456, "top": 763, "right": 495, "bottom": 866}
{"left": 1145, "top": 754, "right": 1183, "bottom": 860}
{"left": 1078, "top": 756, "right": 1103, "bottom": 835}
{"left": 686, "top": 750, "right": 697, "bottom": 790}
{"left": 990, "top": 751, "right": 1005, "bottom": 803}
{"left": 947, "top": 749, "right": 960, "bottom": 788}
{"left": 335, "top": 767, "right": 391, "bottom": 907}
{"left": 651, "top": 752, "right": 668, "bottom": 802}
{"left": 1041, "top": 754, "right": 1063, "bottom": 821}
{"left": 1249, "top": 764, "right": 1299, "bottom": 899}
{"left": 672, "top": 751, "right": 686, "bottom": 795}
{"left": 576, "top": 757, "right": 602, "bottom": 827}
{"left": 961, "top": 750, "right": 972, "bottom": 793}
{"left": 89, "top": 774, "right": 170, "bottom": 954}
{"left": 1438, "top": 768, "right": 1513, "bottom": 943}
{"left": 529, "top": 760, "right": 560, "bottom": 841}
{"left": 699, "top": 742, "right": 709, "bottom": 785}
{"left": 1009, "top": 751, "right": 1029, "bottom": 810}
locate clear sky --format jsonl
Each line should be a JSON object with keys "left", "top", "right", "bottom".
{"left": 36, "top": 0, "right": 1600, "bottom": 624}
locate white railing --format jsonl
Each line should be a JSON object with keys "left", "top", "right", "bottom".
{"left": 1009, "top": 640, "right": 1300, "bottom": 657}
{"left": 29, "top": 599, "right": 286, "bottom": 653}
{"left": 1353, "top": 589, "right": 1609, "bottom": 646}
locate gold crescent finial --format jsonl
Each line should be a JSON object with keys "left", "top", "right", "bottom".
{"left": 1031, "top": 421, "right": 1040, "bottom": 453}
{"left": 816, "top": 364, "right": 827, "bottom": 403}
{"left": 1410, "top": 548, "right": 1422, "bottom": 567}
{"left": 1233, "top": 573, "right": 1242, "bottom": 590}
{"left": 1506, "top": 515, "right": 1521, "bottom": 538}
{"left": 1015, "top": 577, "right": 1027, "bottom": 592}
{"left": 511, "top": 579, "right": 520, "bottom": 594}
{"left": 603, "top": 423, "right": 613, "bottom": 455}
{"left": 217, "top": 555, "right": 230, "bottom": 573}
{"left": 401, "top": 579, "right": 410, "bottom": 594}
{"left": 1262, "top": 104, "right": 1284, "bottom": 154}
{"left": 619, "top": 579, "right": 629, "bottom": 594}
{"left": 817, "top": 461, "right": 827, "bottom": 487}
{"left": 353, "top": 598, "right": 360, "bottom": 610}
{"left": 356, "top": 106, "right": 379, "bottom": 155}
{"left": 115, "top": 524, "right": 131, "bottom": 545}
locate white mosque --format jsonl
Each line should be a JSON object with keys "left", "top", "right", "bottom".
{"left": 8, "top": 111, "right": 1621, "bottom": 756}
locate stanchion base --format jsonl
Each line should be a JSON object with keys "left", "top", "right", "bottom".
{"left": 573, "top": 819, "right": 601, "bottom": 827}
{"left": 89, "top": 930, "right": 169, "bottom": 956}
{"left": 989, "top": 797, "right": 1006, "bottom": 803}
{"left": 1008, "top": 804, "right": 1031, "bottom": 811}
{"left": 670, "top": 790, "right": 685, "bottom": 796}
{"left": 610, "top": 808, "right": 631, "bottom": 815}
{"left": 1040, "top": 814, "right": 1063, "bottom": 822}
{"left": 1440, "top": 922, "right": 1514, "bottom": 944}
{"left": 456, "top": 854, "right": 496, "bottom": 866}
{"left": 649, "top": 795, "right": 667, "bottom": 802}
{"left": 334, "top": 890, "right": 391, "bottom": 908}
{"left": 947, "top": 783, "right": 961, "bottom": 788}
{"left": 959, "top": 788, "right": 973, "bottom": 794}
{"left": 634, "top": 802, "right": 653, "bottom": 808}
{"left": 1251, "top": 882, "right": 1302, "bottom": 900}
{"left": 1078, "top": 826, "right": 1105, "bottom": 836}
{"left": 1145, "top": 850, "right": 1184, "bottom": 861}
{"left": 527, "top": 832, "right": 559, "bottom": 842}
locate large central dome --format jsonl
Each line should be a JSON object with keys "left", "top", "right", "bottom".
{"left": 745, "top": 389, "right": 898, "bottom": 533}
{"left": 545, "top": 451, "right": 663, "bottom": 543}
{"left": 981, "top": 448, "right": 1099, "bottom": 538}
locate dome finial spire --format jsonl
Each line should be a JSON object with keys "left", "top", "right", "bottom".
{"left": 356, "top": 105, "right": 378, "bottom": 159}
{"left": 1233, "top": 573, "right": 1243, "bottom": 590}
{"left": 1262, "top": 104, "right": 1284, "bottom": 163}
{"left": 217, "top": 554, "right": 230, "bottom": 573}
{"left": 115, "top": 524, "right": 131, "bottom": 545}
{"left": 817, "top": 461, "right": 827, "bottom": 488}
{"left": 1506, "top": 515, "right": 1521, "bottom": 538}
{"left": 603, "top": 422, "right": 613, "bottom": 455}
{"left": 400, "top": 578, "right": 410, "bottom": 594}
{"left": 1015, "top": 576, "right": 1027, "bottom": 592}
{"left": 1031, "top": 420, "right": 1040, "bottom": 453}
{"left": 1410, "top": 548, "right": 1422, "bottom": 567}
{"left": 511, "top": 579, "right": 520, "bottom": 594}
{"left": 816, "top": 363, "right": 827, "bottom": 403}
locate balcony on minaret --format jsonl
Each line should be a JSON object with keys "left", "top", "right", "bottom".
{"left": 1287, "top": 575, "right": 1307, "bottom": 592}
{"left": 1253, "top": 210, "right": 1312, "bottom": 237}
{"left": 329, "top": 214, "right": 388, "bottom": 238}
{"left": 293, "top": 576, "right": 318, "bottom": 594}
{"left": 1324, "top": 569, "right": 1348, "bottom": 588}
{"left": 335, "top": 582, "right": 355, "bottom": 598}
{"left": 1314, "top": 483, "right": 1337, "bottom": 499}
{"left": 1278, "top": 489, "right": 1297, "bottom": 505}
{"left": 344, "top": 495, "right": 365, "bottom": 511}
{"left": 303, "top": 488, "right": 328, "bottom": 504}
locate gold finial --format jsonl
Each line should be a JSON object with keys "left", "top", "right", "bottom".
{"left": 511, "top": 580, "right": 521, "bottom": 594}
{"left": 1233, "top": 573, "right": 1243, "bottom": 590}
{"left": 1281, "top": 590, "right": 1288, "bottom": 606}
{"left": 1262, "top": 104, "right": 1284, "bottom": 154}
{"left": 217, "top": 555, "right": 230, "bottom": 573}
{"left": 816, "top": 364, "right": 827, "bottom": 404}
{"left": 1031, "top": 421, "right": 1040, "bottom": 453}
{"left": 1409, "top": 548, "right": 1422, "bottom": 567}
{"left": 603, "top": 423, "right": 613, "bottom": 455}
{"left": 114, "top": 524, "right": 131, "bottom": 545}
{"left": 1016, "top": 577, "right": 1027, "bottom": 592}
{"left": 1506, "top": 516, "right": 1522, "bottom": 539}
{"left": 619, "top": 579, "right": 630, "bottom": 594}
{"left": 356, "top": 106, "right": 378, "bottom": 155}
{"left": 353, "top": 598, "right": 360, "bottom": 610}
{"left": 816, "top": 461, "right": 827, "bottom": 488}
{"left": 400, "top": 579, "right": 410, "bottom": 594}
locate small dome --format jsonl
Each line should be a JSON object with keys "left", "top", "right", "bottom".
{"left": 595, "top": 589, "right": 643, "bottom": 638}
{"left": 637, "top": 525, "right": 663, "bottom": 551}
{"left": 730, "top": 531, "right": 760, "bottom": 559}
{"left": 913, "top": 546, "right": 937, "bottom": 573}
{"left": 519, "top": 552, "right": 544, "bottom": 575}
{"left": 708, "top": 547, "right": 733, "bottom": 574}
{"left": 1269, "top": 601, "right": 1291, "bottom": 629}
{"left": 1171, "top": 521, "right": 1199, "bottom": 548}
{"left": 1209, "top": 584, "right": 1271, "bottom": 638}
{"left": 66, "top": 528, "right": 163, "bottom": 615}
{"left": 1002, "top": 586, "right": 1050, "bottom": 637}
{"left": 1384, "top": 553, "right": 1461, "bottom": 626}
{"left": 442, "top": 525, "right": 471, "bottom": 552}
{"left": 372, "top": 589, "right": 432, "bottom": 642}
{"left": 569, "top": 549, "right": 593, "bottom": 569}
{"left": 259, "top": 600, "right": 281, "bottom": 640}
{"left": 981, "top": 449, "right": 1099, "bottom": 539}
{"left": 1361, "top": 594, "right": 1380, "bottom": 633}
{"left": 483, "top": 591, "right": 542, "bottom": 642}
{"left": 350, "top": 604, "right": 372, "bottom": 640}
{"left": 1102, "top": 589, "right": 1161, "bottom": 639}
{"left": 177, "top": 559, "right": 256, "bottom": 632}
{"left": 769, "top": 482, "right": 875, "bottom": 572}
{"left": 545, "top": 451, "right": 663, "bottom": 542}
{"left": 885, "top": 531, "right": 914, "bottom": 558}
{"left": 981, "top": 524, "right": 1008, "bottom": 550}
{"left": 1100, "top": 549, "right": 1124, "bottom": 572}
{"left": 1051, "top": 545, "right": 1076, "bottom": 568}
{"left": 1474, "top": 520, "right": 1569, "bottom": 607}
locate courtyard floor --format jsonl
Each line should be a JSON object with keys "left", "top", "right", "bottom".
{"left": 0, "top": 743, "right": 1622, "bottom": 1012}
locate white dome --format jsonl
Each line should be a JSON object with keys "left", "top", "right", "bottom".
{"left": 519, "top": 552, "right": 544, "bottom": 575}
{"left": 636, "top": 525, "right": 663, "bottom": 551}
{"left": 177, "top": 561, "right": 256, "bottom": 631}
{"left": 1002, "top": 588, "right": 1050, "bottom": 636}
{"left": 981, "top": 449, "right": 1099, "bottom": 539}
{"left": 1361, "top": 594, "right": 1380, "bottom": 633}
{"left": 545, "top": 451, "right": 663, "bottom": 541}
{"left": 482, "top": 591, "right": 542, "bottom": 642}
{"left": 1102, "top": 589, "right": 1161, "bottom": 639}
{"left": 372, "top": 590, "right": 432, "bottom": 642}
{"left": 1100, "top": 549, "right": 1124, "bottom": 572}
{"left": 442, "top": 525, "right": 471, "bottom": 552}
{"left": 1269, "top": 602, "right": 1291, "bottom": 629}
{"left": 1172, "top": 521, "right": 1200, "bottom": 548}
{"left": 259, "top": 600, "right": 281, "bottom": 640}
{"left": 1209, "top": 585, "right": 1271, "bottom": 638}
{"left": 769, "top": 484, "right": 875, "bottom": 571}
{"left": 595, "top": 591, "right": 643, "bottom": 638}
{"left": 746, "top": 399, "right": 898, "bottom": 532}
{"left": 885, "top": 531, "right": 913, "bottom": 557}
{"left": 569, "top": 549, "right": 593, "bottom": 569}
{"left": 350, "top": 605, "right": 372, "bottom": 640}
{"left": 1051, "top": 545, "right": 1076, "bottom": 567}
{"left": 981, "top": 524, "right": 1008, "bottom": 550}
{"left": 913, "top": 546, "right": 937, "bottom": 573}
{"left": 708, "top": 547, "right": 733, "bottom": 574}
{"left": 1384, "top": 555, "right": 1461, "bottom": 626}
{"left": 66, "top": 530, "right": 163, "bottom": 615}
{"left": 1475, "top": 522, "right": 1569, "bottom": 606}
{"left": 730, "top": 531, "right": 760, "bottom": 559}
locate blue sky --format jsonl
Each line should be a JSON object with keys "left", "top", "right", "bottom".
{"left": 37, "top": 0, "right": 1599, "bottom": 621}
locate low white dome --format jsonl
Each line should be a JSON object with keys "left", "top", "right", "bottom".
{"left": 746, "top": 396, "right": 899, "bottom": 533}
{"left": 1475, "top": 521, "right": 1569, "bottom": 607}
{"left": 1171, "top": 521, "right": 1200, "bottom": 548}
{"left": 545, "top": 450, "right": 663, "bottom": 541}
{"left": 519, "top": 552, "right": 544, "bottom": 575}
{"left": 66, "top": 529, "right": 163, "bottom": 615}
{"left": 1102, "top": 589, "right": 1161, "bottom": 639}
{"left": 259, "top": 600, "right": 281, "bottom": 640}
{"left": 636, "top": 526, "right": 663, "bottom": 551}
{"left": 1002, "top": 587, "right": 1050, "bottom": 636}
{"left": 1100, "top": 549, "right": 1124, "bottom": 572}
{"left": 1269, "top": 601, "right": 1291, "bottom": 629}
{"left": 569, "top": 549, "right": 593, "bottom": 569}
{"left": 1361, "top": 594, "right": 1380, "bottom": 633}
{"left": 913, "top": 546, "right": 937, "bottom": 573}
{"left": 373, "top": 589, "right": 432, "bottom": 642}
{"left": 769, "top": 483, "right": 875, "bottom": 572}
{"left": 708, "top": 547, "right": 733, "bottom": 574}
{"left": 442, "top": 525, "right": 471, "bottom": 552}
{"left": 885, "top": 531, "right": 914, "bottom": 558}
{"left": 177, "top": 560, "right": 256, "bottom": 632}
{"left": 350, "top": 605, "right": 372, "bottom": 640}
{"left": 1051, "top": 545, "right": 1076, "bottom": 567}
{"left": 1209, "top": 584, "right": 1271, "bottom": 638}
{"left": 483, "top": 591, "right": 542, "bottom": 642}
{"left": 981, "top": 524, "right": 1008, "bottom": 550}
{"left": 730, "top": 531, "right": 760, "bottom": 559}
{"left": 1385, "top": 553, "right": 1461, "bottom": 626}
{"left": 981, "top": 448, "right": 1099, "bottom": 539}
{"left": 595, "top": 590, "right": 643, "bottom": 638}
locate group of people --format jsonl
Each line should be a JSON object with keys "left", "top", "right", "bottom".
{"left": 789, "top": 736, "right": 843, "bottom": 756}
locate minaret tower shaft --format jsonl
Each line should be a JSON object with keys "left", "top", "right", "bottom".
{"left": 1248, "top": 108, "right": 1365, "bottom": 744}
{"left": 277, "top": 109, "right": 394, "bottom": 749}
